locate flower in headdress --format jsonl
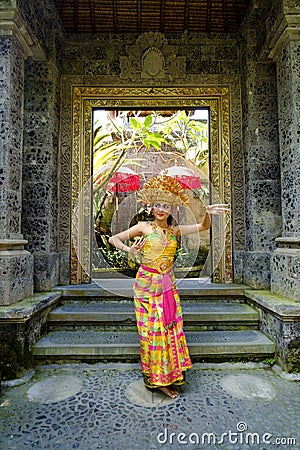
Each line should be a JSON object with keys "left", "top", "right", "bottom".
{"left": 138, "top": 174, "right": 189, "bottom": 207}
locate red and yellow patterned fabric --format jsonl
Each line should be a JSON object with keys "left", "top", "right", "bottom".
{"left": 133, "top": 226, "right": 192, "bottom": 388}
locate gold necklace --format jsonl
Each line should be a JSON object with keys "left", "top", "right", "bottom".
{"left": 152, "top": 223, "right": 173, "bottom": 246}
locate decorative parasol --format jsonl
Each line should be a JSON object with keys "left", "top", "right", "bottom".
{"left": 107, "top": 166, "right": 140, "bottom": 193}
{"left": 106, "top": 166, "right": 140, "bottom": 230}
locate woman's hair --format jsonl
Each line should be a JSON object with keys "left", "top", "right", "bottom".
{"left": 129, "top": 208, "right": 154, "bottom": 227}
{"left": 167, "top": 214, "right": 175, "bottom": 225}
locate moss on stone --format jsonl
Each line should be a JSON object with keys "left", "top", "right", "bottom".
{"left": 0, "top": 341, "right": 26, "bottom": 381}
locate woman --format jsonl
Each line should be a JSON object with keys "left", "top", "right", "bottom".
{"left": 109, "top": 174, "right": 229, "bottom": 398}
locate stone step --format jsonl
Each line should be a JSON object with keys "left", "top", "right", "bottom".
{"left": 53, "top": 282, "right": 248, "bottom": 302}
{"left": 33, "top": 330, "right": 275, "bottom": 362}
{"left": 47, "top": 301, "right": 259, "bottom": 331}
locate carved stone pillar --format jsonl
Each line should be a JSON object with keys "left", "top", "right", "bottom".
{"left": 22, "top": 65, "right": 61, "bottom": 291}
{"left": 239, "top": 30, "right": 282, "bottom": 289}
{"left": 268, "top": 12, "right": 300, "bottom": 300}
{"left": 0, "top": 5, "right": 44, "bottom": 304}
{"left": 0, "top": 12, "right": 29, "bottom": 304}
{"left": 22, "top": 42, "right": 62, "bottom": 292}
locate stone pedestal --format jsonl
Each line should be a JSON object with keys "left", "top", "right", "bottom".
{"left": 0, "top": 240, "right": 33, "bottom": 306}
{"left": 0, "top": 291, "right": 61, "bottom": 379}
{"left": 246, "top": 289, "right": 300, "bottom": 373}
{"left": 271, "top": 238, "right": 300, "bottom": 301}
{"left": 33, "top": 253, "right": 60, "bottom": 292}
{"left": 243, "top": 251, "right": 272, "bottom": 289}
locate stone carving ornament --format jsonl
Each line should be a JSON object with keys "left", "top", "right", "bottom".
{"left": 141, "top": 47, "right": 165, "bottom": 78}
{"left": 120, "top": 32, "right": 186, "bottom": 82}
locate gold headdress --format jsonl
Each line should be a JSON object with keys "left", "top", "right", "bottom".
{"left": 138, "top": 174, "right": 189, "bottom": 207}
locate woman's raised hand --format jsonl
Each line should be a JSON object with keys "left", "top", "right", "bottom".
{"left": 206, "top": 204, "right": 230, "bottom": 215}
{"left": 128, "top": 237, "right": 147, "bottom": 255}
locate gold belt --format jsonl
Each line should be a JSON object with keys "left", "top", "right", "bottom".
{"left": 144, "top": 257, "right": 173, "bottom": 274}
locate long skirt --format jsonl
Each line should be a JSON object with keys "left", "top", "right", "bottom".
{"left": 133, "top": 265, "right": 192, "bottom": 388}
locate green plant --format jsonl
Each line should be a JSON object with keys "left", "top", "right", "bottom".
{"left": 129, "top": 114, "right": 167, "bottom": 150}
{"left": 263, "top": 358, "right": 276, "bottom": 366}
{"left": 154, "top": 110, "right": 209, "bottom": 166}
{"left": 93, "top": 233, "right": 141, "bottom": 271}
{"left": 93, "top": 110, "right": 209, "bottom": 192}
{"left": 93, "top": 110, "right": 210, "bottom": 272}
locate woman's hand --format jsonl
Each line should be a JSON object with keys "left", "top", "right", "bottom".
{"left": 206, "top": 204, "right": 230, "bottom": 215}
{"left": 128, "top": 237, "right": 147, "bottom": 255}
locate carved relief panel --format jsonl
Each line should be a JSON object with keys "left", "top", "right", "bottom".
{"left": 119, "top": 32, "right": 186, "bottom": 82}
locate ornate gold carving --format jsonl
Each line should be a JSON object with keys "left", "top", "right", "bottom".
{"left": 71, "top": 87, "right": 233, "bottom": 283}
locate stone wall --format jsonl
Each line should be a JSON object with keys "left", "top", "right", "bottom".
{"left": 238, "top": 0, "right": 300, "bottom": 299}
{"left": 246, "top": 289, "right": 300, "bottom": 373}
{"left": 250, "top": 0, "right": 300, "bottom": 300}
{"left": 270, "top": 37, "right": 300, "bottom": 300}
{"left": 238, "top": 26, "right": 282, "bottom": 289}
{"left": 0, "top": 0, "right": 64, "bottom": 303}
{"left": 0, "top": 3, "right": 35, "bottom": 305}
{"left": 22, "top": 55, "right": 62, "bottom": 291}
{"left": 21, "top": 1, "right": 64, "bottom": 292}
{"left": 0, "top": 0, "right": 299, "bottom": 374}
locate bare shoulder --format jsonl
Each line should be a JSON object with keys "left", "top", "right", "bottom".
{"left": 138, "top": 221, "right": 153, "bottom": 235}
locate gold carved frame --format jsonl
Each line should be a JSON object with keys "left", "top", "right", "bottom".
{"left": 71, "top": 86, "right": 232, "bottom": 284}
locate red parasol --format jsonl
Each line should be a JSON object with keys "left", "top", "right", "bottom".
{"left": 94, "top": 165, "right": 140, "bottom": 230}
{"left": 161, "top": 165, "right": 201, "bottom": 189}
{"left": 107, "top": 166, "right": 140, "bottom": 193}
{"left": 106, "top": 166, "right": 140, "bottom": 230}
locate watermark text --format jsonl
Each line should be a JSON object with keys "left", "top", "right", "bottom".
{"left": 157, "top": 422, "right": 297, "bottom": 446}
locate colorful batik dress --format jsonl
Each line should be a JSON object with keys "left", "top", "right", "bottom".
{"left": 133, "top": 223, "right": 192, "bottom": 388}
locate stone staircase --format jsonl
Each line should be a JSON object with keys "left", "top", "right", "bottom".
{"left": 33, "top": 281, "right": 275, "bottom": 363}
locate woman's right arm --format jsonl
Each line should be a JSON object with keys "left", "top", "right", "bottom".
{"left": 108, "top": 223, "right": 146, "bottom": 255}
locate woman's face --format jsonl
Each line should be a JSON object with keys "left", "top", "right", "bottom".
{"left": 152, "top": 203, "right": 172, "bottom": 220}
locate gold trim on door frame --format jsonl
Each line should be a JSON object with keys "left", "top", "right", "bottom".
{"left": 71, "top": 86, "right": 232, "bottom": 284}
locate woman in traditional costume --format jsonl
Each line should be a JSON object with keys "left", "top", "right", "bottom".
{"left": 109, "top": 174, "right": 229, "bottom": 398}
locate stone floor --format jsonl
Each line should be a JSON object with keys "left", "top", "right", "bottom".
{"left": 0, "top": 363, "right": 299, "bottom": 450}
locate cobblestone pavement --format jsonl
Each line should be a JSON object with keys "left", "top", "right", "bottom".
{"left": 0, "top": 363, "right": 299, "bottom": 450}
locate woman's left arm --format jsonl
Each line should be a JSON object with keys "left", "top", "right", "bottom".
{"left": 174, "top": 204, "right": 230, "bottom": 236}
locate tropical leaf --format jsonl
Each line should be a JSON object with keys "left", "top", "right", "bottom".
{"left": 129, "top": 117, "right": 142, "bottom": 131}
{"left": 143, "top": 115, "right": 152, "bottom": 129}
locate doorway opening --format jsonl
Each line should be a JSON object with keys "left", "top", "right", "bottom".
{"left": 92, "top": 108, "right": 210, "bottom": 279}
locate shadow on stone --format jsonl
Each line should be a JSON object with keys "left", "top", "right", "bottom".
{"left": 125, "top": 379, "right": 179, "bottom": 407}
